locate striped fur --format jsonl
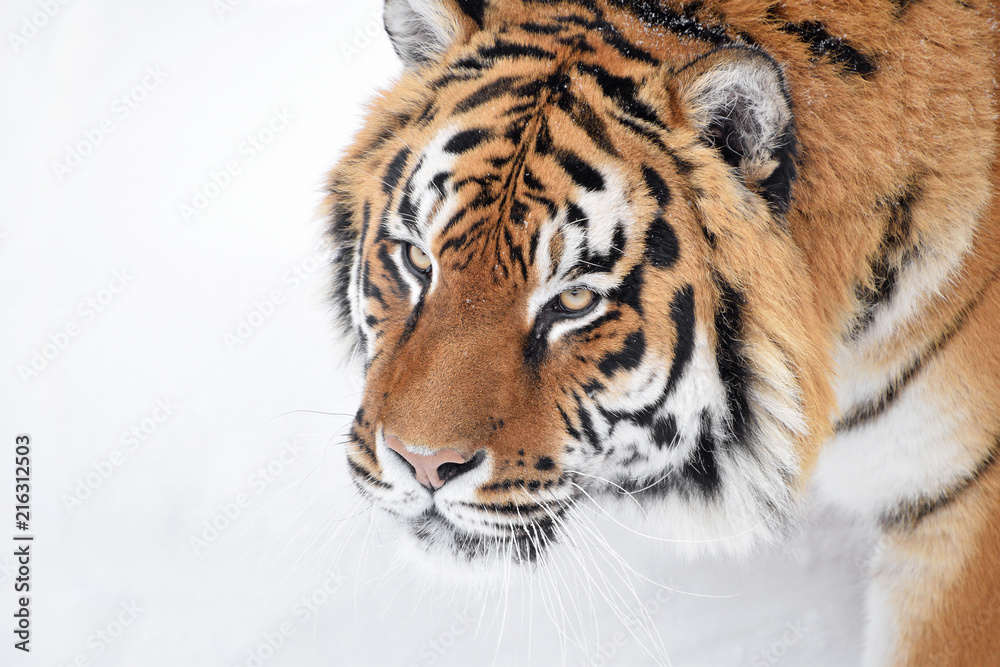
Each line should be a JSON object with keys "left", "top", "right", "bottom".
{"left": 325, "top": 1, "right": 1000, "bottom": 664}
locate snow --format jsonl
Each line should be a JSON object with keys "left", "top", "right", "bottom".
{"left": 1, "top": 1, "right": 874, "bottom": 665}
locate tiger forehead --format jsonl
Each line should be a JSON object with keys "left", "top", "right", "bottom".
{"left": 392, "top": 123, "right": 646, "bottom": 284}
{"left": 376, "top": 65, "right": 669, "bottom": 282}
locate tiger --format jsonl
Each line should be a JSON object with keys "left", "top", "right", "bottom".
{"left": 324, "top": 0, "right": 1000, "bottom": 664}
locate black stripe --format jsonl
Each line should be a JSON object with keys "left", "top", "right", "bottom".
{"left": 881, "top": 438, "right": 999, "bottom": 530}
{"left": 533, "top": 120, "right": 553, "bottom": 155}
{"left": 608, "top": 0, "right": 733, "bottom": 45}
{"left": 533, "top": 0, "right": 602, "bottom": 14}
{"left": 854, "top": 257, "right": 898, "bottom": 335}
{"left": 889, "top": 0, "right": 922, "bottom": 17}
{"left": 554, "top": 14, "right": 601, "bottom": 29}
{"left": 414, "top": 101, "right": 437, "bottom": 127}
{"left": 461, "top": 500, "right": 548, "bottom": 516}
{"left": 758, "top": 127, "right": 798, "bottom": 216}
{"left": 556, "top": 150, "right": 605, "bottom": 191}
{"left": 652, "top": 415, "right": 679, "bottom": 449}
{"left": 575, "top": 62, "right": 664, "bottom": 128}
{"left": 430, "top": 72, "right": 480, "bottom": 89}
{"left": 440, "top": 209, "right": 467, "bottom": 237}
{"left": 605, "top": 263, "right": 644, "bottom": 315}
{"left": 430, "top": 171, "right": 450, "bottom": 196}
{"left": 642, "top": 165, "right": 672, "bottom": 209}
{"left": 510, "top": 199, "right": 529, "bottom": 225}
{"left": 360, "top": 128, "right": 396, "bottom": 165}
{"left": 347, "top": 458, "right": 389, "bottom": 489}
{"left": 328, "top": 196, "right": 358, "bottom": 336}
{"left": 598, "top": 330, "right": 646, "bottom": 377}
{"left": 478, "top": 39, "right": 557, "bottom": 61}
{"left": 358, "top": 111, "right": 412, "bottom": 158}
{"left": 396, "top": 297, "right": 424, "bottom": 349}
{"left": 332, "top": 255, "right": 354, "bottom": 334}
{"left": 665, "top": 285, "right": 695, "bottom": 395}
{"left": 614, "top": 114, "right": 667, "bottom": 151}
{"left": 513, "top": 77, "right": 548, "bottom": 98}
{"left": 596, "top": 392, "right": 650, "bottom": 429}
{"left": 853, "top": 179, "right": 921, "bottom": 334}
{"left": 645, "top": 216, "right": 679, "bottom": 268}
{"left": 528, "top": 230, "right": 540, "bottom": 266}
{"left": 682, "top": 411, "right": 721, "bottom": 497}
{"left": 467, "top": 187, "right": 499, "bottom": 210}
{"left": 383, "top": 147, "right": 410, "bottom": 194}
{"left": 328, "top": 199, "right": 354, "bottom": 237}
{"left": 617, "top": 411, "right": 720, "bottom": 499}
{"left": 439, "top": 231, "right": 469, "bottom": 257}
{"left": 524, "top": 316, "right": 551, "bottom": 369}
{"left": 454, "top": 172, "right": 502, "bottom": 189}
{"left": 558, "top": 403, "right": 582, "bottom": 440}
{"left": 715, "top": 279, "right": 753, "bottom": 443}
{"left": 455, "top": 76, "right": 523, "bottom": 114}
{"left": 503, "top": 227, "right": 529, "bottom": 282}
{"left": 361, "top": 260, "right": 387, "bottom": 307}
{"left": 349, "top": 425, "right": 376, "bottom": 462}
{"left": 557, "top": 91, "right": 619, "bottom": 156}
{"left": 522, "top": 167, "right": 544, "bottom": 191}
{"left": 578, "top": 225, "right": 626, "bottom": 273}
{"left": 667, "top": 149, "right": 695, "bottom": 175}
{"left": 444, "top": 128, "right": 491, "bottom": 154}
{"left": 397, "top": 177, "right": 419, "bottom": 230}
{"left": 376, "top": 244, "right": 408, "bottom": 298}
{"left": 597, "top": 24, "right": 659, "bottom": 64}
{"left": 574, "top": 392, "right": 602, "bottom": 452}
{"left": 558, "top": 33, "right": 596, "bottom": 53}
{"left": 455, "top": 0, "right": 486, "bottom": 28}
{"left": 358, "top": 200, "right": 371, "bottom": 245}
{"left": 524, "top": 191, "right": 558, "bottom": 219}
{"left": 566, "top": 202, "right": 588, "bottom": 228}
{"left": 520, "top": 21, "right": 565, "bottom": 35}
{"left": 453, "top": 56, "right": 487, "bottom": 70}
{"left": 836, "top": 279, "right": 995, "bottom": 432}
{"left": 776, "top": 19, "right": 877, "bottom": 78}
{"left": 571, "top": 309, "right": 622, "bottom": 338}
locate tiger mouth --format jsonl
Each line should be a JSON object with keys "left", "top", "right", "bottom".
{"left": 407, "top": 503, "right": 573, "bottom": 564}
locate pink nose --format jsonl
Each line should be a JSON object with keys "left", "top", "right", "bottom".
{"left": 385, "top": 435, "right": 469, "bottom": 489}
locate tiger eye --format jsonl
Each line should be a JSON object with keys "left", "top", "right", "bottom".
{"left": 559, "top": 288, "right": 595, "bottom": 312}
{"left": 408, "top": 244, "right": 432, "bottom": 272}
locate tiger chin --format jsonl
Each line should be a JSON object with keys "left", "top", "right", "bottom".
{"left": 325, "top": 0, "right": 1000, "bottom": 664}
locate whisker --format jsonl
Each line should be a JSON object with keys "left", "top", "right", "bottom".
{"left": 264, "top": 409, "right": 356, "bottom": 426}
{"left": 564, "top": 468, "right": 648, "bottom": 517}
{"left": 570, "top": 479, "right": 780, "bottom": 545}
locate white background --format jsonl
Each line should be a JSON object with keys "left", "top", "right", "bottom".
{"left": 1, "top": 1, "right": 875, "bottom": 665}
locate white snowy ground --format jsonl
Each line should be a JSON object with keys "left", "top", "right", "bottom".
{"left": 0, "top": 1, "right": 876, "bottom": 665}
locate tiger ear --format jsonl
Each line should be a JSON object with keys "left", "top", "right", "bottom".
{"left": 384, "top": 0, "right": 485, "bottom": 68}
{"left": 674, "top": 47, "right": 797, "bottom": 214}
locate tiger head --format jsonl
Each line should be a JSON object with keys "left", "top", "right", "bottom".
{"left": 327, "top": 0, "right": 832, "bottom": 569}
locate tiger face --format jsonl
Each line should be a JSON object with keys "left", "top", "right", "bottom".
{"left": 328, "top": 0, "right": 831, "bottom": 567}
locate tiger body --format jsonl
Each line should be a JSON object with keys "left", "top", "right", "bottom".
{"left": 326, "top": 1, "right": 1000, "bottom": 664}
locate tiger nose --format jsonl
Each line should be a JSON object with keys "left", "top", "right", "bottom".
{"left": 385, "top": 435, "right": 475, "bottom": 489}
